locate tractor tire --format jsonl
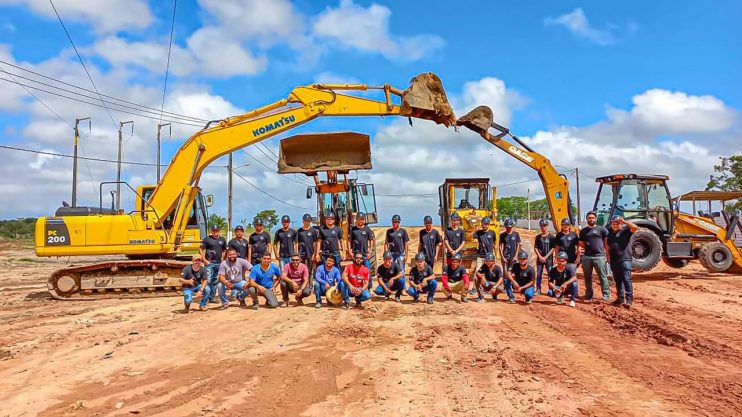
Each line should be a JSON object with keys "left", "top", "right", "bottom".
{"left": 698, "top": 242, "right": 734, "bottom": 273}
{"left": 661, "top": 257, "right": 689, "bottom": 269}
{"left": 630, "top": 228, "right": 663, "bottom": 272}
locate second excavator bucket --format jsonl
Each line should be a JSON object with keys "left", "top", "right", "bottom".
{"left": 401, "top": 72, "right": 456, "bottom": 126}
{"left": 277, "top": 132, "right": 372, "bottom": 174}
{"left": 457, "top": 105, "right": 493, "bottom": 136}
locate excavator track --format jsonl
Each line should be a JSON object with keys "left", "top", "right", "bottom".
{"left": 47, "top": 259, "right": 189, "bottom": 300}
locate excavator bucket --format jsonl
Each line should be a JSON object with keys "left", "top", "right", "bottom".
{"left": 457, "top": 105, "right": 493, "bottom": 136}
{"left": 401, "top": 72, "right": 456, "bottom": 126}
{"left": 277, "top": 132, "right": 372, "bottom": 174}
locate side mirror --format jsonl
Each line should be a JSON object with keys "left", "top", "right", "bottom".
{"left": 306, "top": 187, "right": 313, "bottom": 199}
{"left": 205, "top": 195, "right": 214, "bottom": 207}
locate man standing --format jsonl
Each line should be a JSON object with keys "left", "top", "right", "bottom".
{"left": 419, "top": 215, "right": 442, "bottom": 270}
{"left": 341, "top": 252, "right": 372, "bottom": 309}
{"left": 180, "top": 254, "right": 209, "bottom": 313}
{"left": 471, "top": 216, "right": 496, "bottom": 278}
{"left": 297, "top": 213, "right": 319, "bottom": 278}
{"left": 217, "top": 248, "right": 252, "bottom": 309}
{"left": 475, "top": 253, "right": 505, "bottom": 301}
{"left": 499, "top": 218, "right": 521, "bottom": 280}
{"left": 348, "top": 212, "right": 375, "bottom": 289}
{"left": 227, "top": 225, "right": 248, "bottom": 259}
{"left": 607, "top": 215, "right": 638, "bottom": 309}
{"left": 406, "top": 252, "right": 438, "bottom": 304}
{"left": 441, "top": 253, "right": 470, "bottom": 302}
{"left": 444, "top": 213, "right": 465, "bottom": 265}
{"left": 273, "top": 215, "right": 297, "bottom": 269}
{"left": 548, "top": 251, "right": 578, "bottom": 308}
{"left": 200, "top": 224, "right": 226, "bottom": 303}
{"left": 247, "top": 252, "right": 281, "bottom": 310}
{"left": 506, "top": 251, "right": 536, "bottom": 304}
{"left": 248, "top": 218, "right": 271, "bottom": 266}
{"left": 313, "top": 256, "right": 341, "bottom": 308}
{"left": 316, "top": 212, "right": 344, "bottom": 268}
{"left": 579, "top": 211, "right": 611, "bottom": 302}
{"left": 554, "top": 218, "right": 580, "bottom": 271}
{"left": 279, "top": 253, "right": 311, "bottom": 307}
{"left": 374, "top": 251, "right": 405, "bottom": 302}
{"left": 534, "top": 219, "right": 555, "bottom": 295}
{"left": 385, "top": 214, "right": 409, "bottom": 276}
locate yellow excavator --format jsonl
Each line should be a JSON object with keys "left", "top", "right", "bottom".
{"left": 35, "top": 73, "right": 456, "bottom": 299}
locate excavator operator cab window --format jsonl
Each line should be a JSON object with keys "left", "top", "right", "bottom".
{"left": 594, "top": 183, "right": 615, "bottom": 226}
{"left": 615, "top": 180, "right": 646, "bottom": 221}
{"left": 453, "top": 186, "right": 485, "bottom": 210}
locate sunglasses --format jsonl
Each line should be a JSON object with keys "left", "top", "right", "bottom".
{"left": 291, "top": 259, "right": 301, "bottom": 262}
{"left": 194, "top": 259, "right": 202, "bottom": 262}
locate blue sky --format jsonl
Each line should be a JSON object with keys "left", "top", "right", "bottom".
{"left": 0, "top": 0, "right": 740, "bottom": 225}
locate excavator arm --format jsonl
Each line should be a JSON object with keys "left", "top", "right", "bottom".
{"left": 457, "top": 105, "right": 574, "bottom": 229}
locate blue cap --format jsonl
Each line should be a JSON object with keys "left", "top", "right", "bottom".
{"left": 485, "top": 253, "right": 496, "bottom": 261}
{"left": 234, "top": 225, "right": 244, "bottom": 231}
{"left": 415, "top": 252, "right": 427, "bottom": 261}
{"left": 610, "top": 215, "right": 622, "bottom": 223}
{"left": 281, "top": 215, "right": 290, "bottom": 222}
{"left": 539, "top": 219, "right": 549, "bottom": 226}
{"left": 451, "top": 213, "right": 461, "bottom": 221}
{"left": 518, "top": 251, "right": 529, "bottom": 259}
{"left": 253, "top": 218, "right": 263, "bottom": 226}
{"left": 356, "top": 212, "right": 366, "bottom": 220}
{"left": 561, "top": 218, "right": 571, "bottom": 226}
{"left": 451, "top": 253, "right": 462, "bottom": 261}
{"left": 382, "top": 251, "right": 393, "bottom": 259}
{"left": 504, "top": 218, "right": 514, "bottom": 227}
{"left": 325, "top": 212, "right": 335, "bottom": 219}
{"left": 392, "top": 214, "right": 401, "bottom": 222}
{"left": 302, "top": 213, "right": 313, "bottom": 221}
{"left": 423, "top": 215, "right": 433, "bottom": 224}
{"left": 557, "top": 251, "right": 568, "bottom": 260}
{"left": 482, "top": 216, "right": 491, "bottom": 224}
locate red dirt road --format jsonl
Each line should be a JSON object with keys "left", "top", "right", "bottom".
{"left": 1, "top": 228, "right": 741, "bottom": 416}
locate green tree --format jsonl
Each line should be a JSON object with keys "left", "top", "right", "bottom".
{"left": 497, "top": 196, "right": 527, "bottom": 220}
{"left": 254, "top": 209, "right": 279, "bottom": 229}
{"left": 706, "top": 153, "right": 742, "bottom": 211}
{"left": 207, "top": 213, "right": 227, "bottom": 231}
{"left": 0, "top": 218, "right": 36, "bottom": 239}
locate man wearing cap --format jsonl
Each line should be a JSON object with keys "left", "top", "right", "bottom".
{"left": 419, "top": 215, "right": 442, "bottom": 270}
{"left": 217, "top": 248, "right": 252, "bottom": 309}
{"left": 407, "top": 252, "right": 437, "bottom": 304}
{"left": 475, "top": 253, "right": 505, "bottom": 301}
{"left": 200, "top": 225, "right": 227, "bottom": 303}
{"left": 444, "top": 213, "right": 465, "bottom": 266}
{"left": 341, "top": 252, "right": 373, "bottom": 309}
{"left": 441, "top": 253, "right": 470, "bottom": 302}
{"left": 316, "top": 212, "right": 344, "bottom": 268}
{"left": 374, "top": 251, "right": 405, "bottom": 302}
{"left": 227, "top": 225, "right": 248, "bottom": 259}
{"left": 506, "top": 251, "right": 536, "bottom": 304}
{"left": 534, "top": 219, "right": 555, "bottom": 295}
{"left": 607, "top": 216, "right": 639, "bottom": 309}
{"left": 554, "top": 218, "right": 580, "bottom": 270}
{"left": 548, "top": 251, "right": 578, "bottom": 308}
{"left": 348, "top": 212, "right": 375, "bottom": 289}
{"left": 471, "top": 216, "right": 496, "bottom": 280}
{"left": 279, "top": 253, "right": 311, "bottom": 307}
{"left": 499, "top": 218, "right": 521, "bottom": 281}
{"left": 579, "top": 211, "right": 610, "bottom": 302}
{"left": 313, "top": 256, "right": 342, "bottom": 308}
{"left": 273, "top": 215, "right": 297, "bottom": 269}
{"left": 247, "top": 252, "right": 281, "bottom": 310}
{"left": 180, "top": 255, "right": 209, "bottom": 313}
{"left": 298, "top": 213, "right": 320, "bottom": 279}
{"left": 248, "top": 218, "right": 271, "bottom": 266}
{"left": 385, "top": 214, "right": 409, "bottom": 276}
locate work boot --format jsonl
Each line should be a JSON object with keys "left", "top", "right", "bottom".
{"left": 612, "top": 297, "right": 625, "bottom": 306}
{"left": 251, "top": 303, "right": 259, "bottom": 310}
{"left": 427, "top": 298, "right": 434, "bottom": 304}
{"left": 556, "top": 295, "right": 564, "bottom": 305}
{"left": 342, "top": 301, "right": 350, "bottom": 310}
{"left": 239, "top": 299, "right": 247, "bottom": 308}
{"left": 183, "top": 304, "right": 190, "bottom": 314}
{"left": 624, "top": 300, "right": 633, "bottom": 310}
{"left": 219, "top": 304, "right": 229, "bottom": 310}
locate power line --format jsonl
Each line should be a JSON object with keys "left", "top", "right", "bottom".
{"left": 233, "top": 171, "right": 312, "bottom": 210}
{"left": 0, "top": 68, "right": 73, "bottom": 129}
{"left": 240, "top": 149, "right": 311, "bottom": 186}
{"left": 252, "top": 142, "right": 312, "bottom": 185}
{"left": 159, "top": 0, "right": 178, "bottom": 129}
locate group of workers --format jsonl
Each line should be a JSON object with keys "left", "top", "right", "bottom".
{"left": 179, "top": 210, "right": 638, "bottom": 312}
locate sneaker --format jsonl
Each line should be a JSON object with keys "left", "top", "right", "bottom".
{"left": 476, "top": 296, "right": 485, "bottom": 303}
{"left": 624, "top": 301, "right": 633, "bottom": 310}
{"left": 342, "top": 302, "right": 350, "bottom": 310}
{"left": 282, "top": 300, "right": 289, "bottom": 308}
{"left": 446, "top": 294, "right": 453, "bottom": 301}
{"left": 612, "top": 298, "right": 625, "bottom": 306}
{"left": 569, "top": 300, "right": 576, "bottom": 308}
{"left": 209, "top": 298, "right": 219, "bottom": 304}
{"left": 526, "top": 299, "right": 532, "bottom": 305}
{"left": 183, "top": 305, "right": 190, "bottom": 314}
{"left": 468, "top": 288, "right": 478, "bottom": 295}
{"left": 384, "top": 295, "right": 390, "bottom": 301}
{"left": 315, "top": 302, "right": 322, "bottom": 309}
{"left": 219, "top": 304, "right": 229, "bottom": 310}
{"left": 556, "top": 296, "right": 564, "bottom": 305}
{"left": 251, "top": 303, "right": 259, "bottom": 310}
{"left": 394, "top": 296, "right": 401, "bottom": 303}
{"left": 427, "top": 298, "right": 434, "bottom": 304}
{"left": 507, "top": 298, "right": 515, "bottom": 304}
{"left": 492, "top": 294, "right": 498, "bottom": 301}
{"left": 461, "top": 295, "right": 468, "bottom": 303}
{"left": 238, "top": 299, "right": 247, "bottom": 307}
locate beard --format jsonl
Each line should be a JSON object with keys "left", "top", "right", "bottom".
{"left": 228, "top": 256, "right": 237, "bottom": 262}
{"left": 587, "top": 219, "right": 596, "bottom": 226}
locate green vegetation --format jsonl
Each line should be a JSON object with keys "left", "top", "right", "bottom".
{"left": 254, "top": 209, "right": 279, "bottom": 230}
{"left": 0, "top": 218, "right": 36, "bottom": 239}
{"left": 706, "top": 153, "right": 742, "bottom": 211}
{"left": 207, "top": 213, "right": 227, "bottom": 231}
{"left": 496, "top": 196, "right": 577, "bottom": 221}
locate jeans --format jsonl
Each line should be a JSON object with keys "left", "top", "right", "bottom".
{"left": 504, "top": 281, "right": 535, "bottom": 301}
{"left": 247, "top": 286, "right": 279, "bottom": 308}
{"left": 406, "top": 279, "right": 437, "bottom": 301}
{"left": 361, "top": 258, "right": 373, "bottom": 290}
{"left": 582, "top": 255, "right": 610, "bottom": 300}
{"left": 536, "top": 259, "right": 553, "bottom": 292}
{"left": 183, "top": 284, "right": 211, "bottom": 308}
{"left": 374, "top": 277, "right": 406, "bottom": 297}
{"left": 280, "top": 280, "right": 312, "bottom": 301}
{"left": 392, "top": 253, "right": 406, "bottom": 278}
{"left": 204, "top": 263, "right": 220, "bottom": 301}
{"left": 218, "top": 280, "right": 248, "bottom": 305}
{"left": 610, "top": 260, "right": 633, "bottom": 302}
{"left": 548, "top": 281, "right": 579, "bottom": 301}
{"left": 339, "top": 281, "right": 371, "bottom": 304}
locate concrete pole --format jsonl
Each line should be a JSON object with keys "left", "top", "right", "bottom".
{"left": 71, "top": 117, "right": 90, "bottom": 207}
{"left": 227, "top": 153, "right": 233, "bottom": 241}
{"left": 116, "top": 121, "right": 134, "bottom": 211}
{"left": 156, "top": 123, "right": 171, "bottom": 184}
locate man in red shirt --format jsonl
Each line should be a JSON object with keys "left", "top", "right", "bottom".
{"left": 340, "top": 252, "right": 372, "bottom": 309}
{"left": 279, "top": 253, "right": 311, "bottom": 307}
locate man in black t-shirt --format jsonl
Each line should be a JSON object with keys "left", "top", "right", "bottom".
{"left": 297, "top": 213, "right": 319, "bottom": 279}
{"left": 374, "top": 251, "right": 405, "bottom": 301}
{"left": 248, "top": 218, "right": 271, "bottom": 266}
{"left": 180, "top": 255, "right": 209, "bottom": 313}
{"left": 534, "top": 219, "right": 555, "bottom": 295}
{"left": 441, "top": 253, "right": 470, "bottom": 302}
{"left": 316, "top": 212, "right": 344, "bottom": 267}
{"left": 348, "top": 212, "right": 375, "bottom": 288}
{"left": 554, "top": 218, "right": 580, "bottom": 270}
{"left": 471, "top": 216, "right": 496, "bottom": 281}
{"left": 385, "top": 214, "right": 409, "bottom": 277}
{"left": 548, "top": 251, "right": 578, "bottom": 307}
{"left": 579, "top": 211, "right": 610, "bottom": 302}
{"left": 418, "top": 215, "right": 442, "bottom": 269}
{"left": 227, "top": 225, "right": 248, "bottom": 259}
{"left": 607, "top": 215, "right": 638, "bottom": 309}
{"left": 443, "top": 213, "right": 465, "bottom": 266}
{"left": 273, "top": 215, "right": 297, "bottom": 268}
{"left": 200, "top": 224, "right": 226, "bottom": 302}
{"left": 406, "top": 252, "right": 438, "bottom": 304}
{"left": 475, "top": 253, "right": 504, "bottom": 301}
{"left": 499, "top": 218, "right": 521, "bottom": 279}
{"left": 505, "top": 251, "right": 535, "bottom": 304}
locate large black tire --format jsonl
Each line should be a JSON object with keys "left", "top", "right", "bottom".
{"left": 630, "top": 228, "right": 663, "bottom": 272}
{"left": 698, "top": 242, "right": 734, "bottom": 273}
{"left": 661, "top": 257, "right": 689, "bottom": 269}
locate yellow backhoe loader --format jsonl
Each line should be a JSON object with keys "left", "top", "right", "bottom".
{"left": 35, "top": 73, "right": 455, "bottom": 299}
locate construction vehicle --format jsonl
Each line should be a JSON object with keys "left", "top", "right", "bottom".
{"left": 438, "top": 178, "right": 499, "bottom": 268}
{"left": 593, "top": 175, "right": 742, "bottom": 273}
{"left": 278, "top": 131, "right": 379, "bottom": 270}
{"left": 35, "top": 73, "right": 456, "bottom": 299}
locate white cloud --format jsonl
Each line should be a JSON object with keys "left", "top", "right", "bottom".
{"left": 544, "top": 8, "right": 617, "bottom": 46}
{"left": 313, "top": 0, "right": 444, "bottom": 61}
{"left": 185, "top": 27, "right": 268, "bottom": 77}
{"left": 197, "top": 0, "right": 304, "bottom": 41}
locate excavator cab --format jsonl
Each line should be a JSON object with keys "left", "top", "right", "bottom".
{"left": 138, "top": 186, "right": 211, "bottom": 253}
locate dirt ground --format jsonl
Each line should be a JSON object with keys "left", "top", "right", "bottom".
{"left": 1, "top": 228, "right": 742, "bottom": 417}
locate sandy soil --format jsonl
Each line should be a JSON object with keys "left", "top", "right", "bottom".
{"left": 1, "top": 228, "right": 742, "bottom": 416}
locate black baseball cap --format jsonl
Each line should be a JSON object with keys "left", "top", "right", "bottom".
{"left": 415, "top": 252, "right": 427, "bottom": 261}
{"left": 356, "top": 212, "right": 366, "bottom": 220}
{"left": 556, "top": 251, "right": 569, "bottom": 260}
{"left": 234, "top": 225, "right": 244, "bottom": 231}
{"left": 392, "top": 214, "right": 401, "bottom": 222}
{"left": 382, "top": 251, "right": 393, "bottom": 259}
{"left": 451, "top": 213, "right": 461, "bottom": 220}
{"left": 504, "top": 218, "right": 514, "bottom": 227}
{"left": 539, "top": 219, "right": 549, "bottom": 227}
{"left": 302, "top": 213, "right": 313, "bottom": 221}
{"left": 482, "top": 216, "right": 491, "bottom": 224}
{"left": 485, "top": 253, "right": 496, "bottom": 261}
{"left": 210, "top": 225, "right": 220, "bottom": 231}
{"left": 610, "top": 215, "right": 622, "bottom": 223}
{"left": 325, "top": 212, "right": 336, "bottom": 219}
{"left": 281, "top": 215, "right": 290, "bottom": 223}
{"left": 253, "top": 218, "right": 264, "bottom": 226}
{"left": 560, "top": 218, "right": 571, "bottom": 226}
{"left": 423, "top": 215, "right": 433, "bottom": 224}
{"left": 518, "top": 251, "right": 529, "bottom": 259}
{"left": 451, "top": 253, "right": 462, "bottom": 261}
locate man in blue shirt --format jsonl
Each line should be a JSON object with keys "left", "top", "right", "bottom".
{"left": 313, "top": 256, "right": 342, "bottom": 308}
{"left": 247, "top": 252, "right": 280, "bottom": 310}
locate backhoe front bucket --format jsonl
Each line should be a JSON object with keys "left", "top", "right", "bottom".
{"left": 401, "top": 73, "right": 456, "bottom": 126}
{"left": 457, "top": 105, "right": 493, "bottom": 136}
{"left": 278, "top": 132, "right": 372, "bottom": 174}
